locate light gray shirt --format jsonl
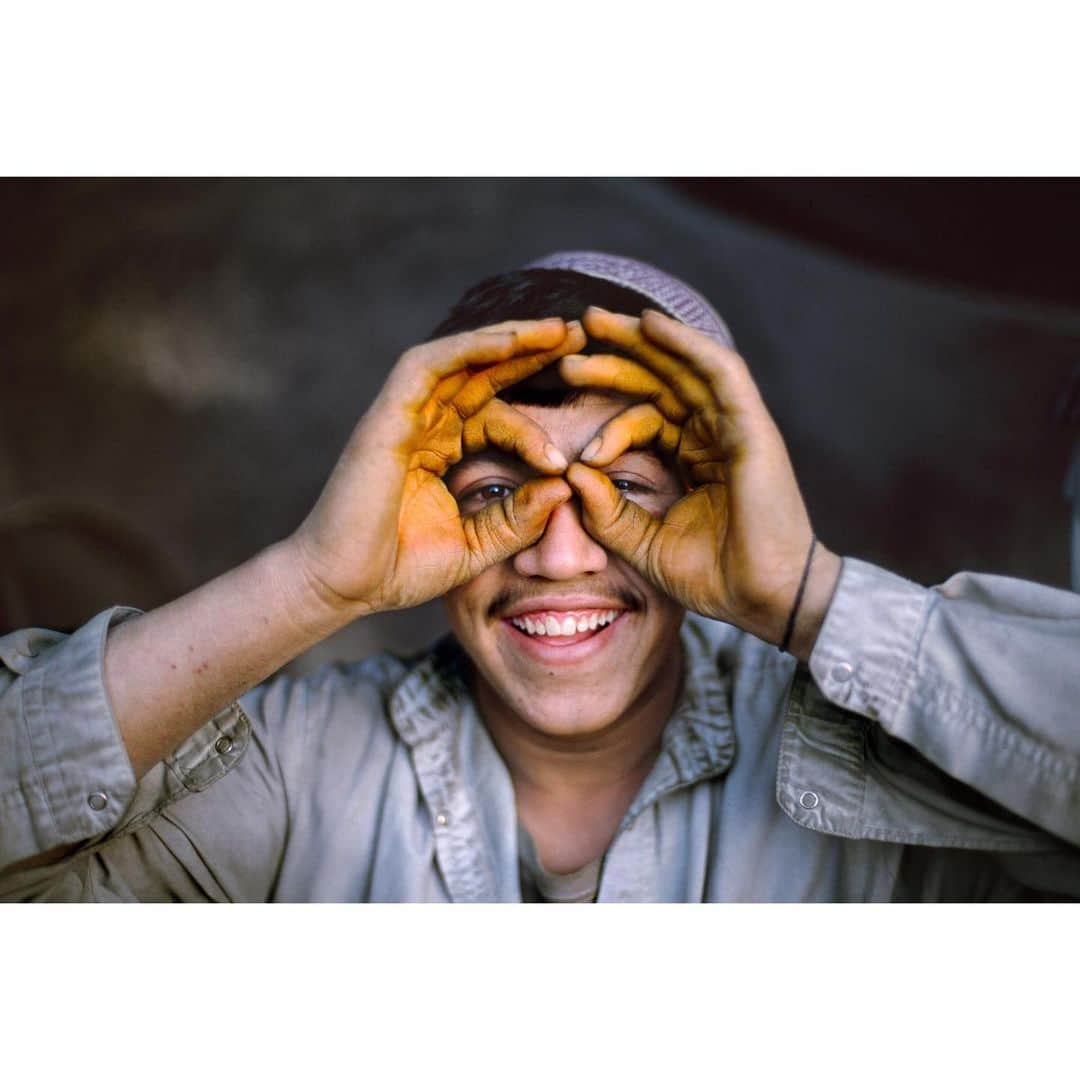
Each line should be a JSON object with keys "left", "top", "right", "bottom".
{"left": 2, "top": 558, "right": 1078, "bottom": 901}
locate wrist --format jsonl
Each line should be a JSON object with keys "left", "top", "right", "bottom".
{"left": 275, "top": 535, "right": 374, "bottom": 632}
{"left": 725, "top": 543, "right": 842, "bottom": 661}
{"left": 785, "top": 547, "right": 842, "bottom": 663}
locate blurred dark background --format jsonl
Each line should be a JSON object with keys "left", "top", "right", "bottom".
{"left": 2, "top": 179, "right": 1079, "bottom": 672}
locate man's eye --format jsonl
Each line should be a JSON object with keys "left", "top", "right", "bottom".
{"left": 457, "top": 482, "right": 515, "bottom": 511}
{"left": 612, "top": 477, "right": 650, "bottom": 495}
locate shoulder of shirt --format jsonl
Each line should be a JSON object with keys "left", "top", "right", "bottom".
{"left": 236, "top": 643, "right": 453, "bottom": 761}
{"left": 256, "top": 647, "right": 420, "bottom": 704}
{"left": 238, "top": 644, "right": 425, "bottom": 724}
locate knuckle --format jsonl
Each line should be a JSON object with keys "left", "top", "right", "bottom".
{"left": 461, "top": 421, "right": 484, "bottom": 454}
{"left": 605, "top": 501, "right": 640, "bottom": 545}
{"left": 409, "top": 445, "right": 459, "bottom": 472}
{"left": 479, "top": 506, "right": 515, "bottom": 553}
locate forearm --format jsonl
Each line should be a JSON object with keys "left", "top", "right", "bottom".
{"left": 106, "top": 537, "right": 361, "bottom": 779}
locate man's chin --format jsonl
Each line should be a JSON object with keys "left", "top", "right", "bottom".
{"left": 493, "top": 695, "right": 630, "bottom": 741}
{"left": 451, "top": 604, "right": 685, "bottom": 741}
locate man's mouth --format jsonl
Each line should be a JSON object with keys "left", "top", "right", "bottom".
{"left": 512, "top": 608, "right": 621, "bottom": 636}
{"left": 502, "top": 608, "right": 628, "bottom": 649}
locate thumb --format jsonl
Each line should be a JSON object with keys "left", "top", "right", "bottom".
{"left": 463, "top": 476, "right": 571, "bottom": 571}
{"left": 565, "top": 463, "right": 660, "bottom": 573}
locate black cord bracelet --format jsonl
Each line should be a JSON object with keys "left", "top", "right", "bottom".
{"left": 779, "top": 535, "right": 817, "bottom": 654}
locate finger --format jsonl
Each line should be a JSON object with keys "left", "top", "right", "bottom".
{"left": 565, "top": 462, "right": 661, "bottom": 572}
{"left": 413, "top": 326, "right": 583, "bottom": 474}
{"left": 559, "top": 353, "right": 689, "bottom": 423}
{"left": 581, "top": 307, "right": 715, "bottom": 413}
{"left": 578, "top": 402, "right": 681, "bottom": 466}
{"left": 472, "top": 318, "right": 571, "bottom": 348}
{"left": 460, "top": 317, "right": 571, "bottom": 356}
{"left": 637, "top": 308, "right": 764, "bottom": 417}
{"left": 462, "top": 399, "right": 568, "bottom": 473}
{"left": 429, "top": 370, "right": 472, "bottom": 406}
{"left": 463, "top": 476, "right": 572, "bottom": 571}
{"left": 388, "top": 318, "right": 569, "bottom": 415}
{"left": 450, "top": 320, "right": 586, "bottom": 416}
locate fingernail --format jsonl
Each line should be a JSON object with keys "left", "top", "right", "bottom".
{"left": 545, "top": 444, "right": 568, "bottom": 469}
{"left": 580, "top": 437, "right": 602, "bottom": 462}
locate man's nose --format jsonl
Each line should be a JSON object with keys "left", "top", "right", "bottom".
{"left": 511, "top": 498, "right": 608, "bottom": 580}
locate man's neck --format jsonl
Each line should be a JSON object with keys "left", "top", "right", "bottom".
{"left": 470, "top": 646, "right": 684, "bottom": 872}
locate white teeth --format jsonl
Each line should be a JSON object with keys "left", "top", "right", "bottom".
{"left": 511, "top": 610, "right": 623, "bottom": 637}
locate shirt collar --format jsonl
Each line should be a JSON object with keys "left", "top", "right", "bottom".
{"left": 619, "top": 614, "right": 737, "bottom": 829}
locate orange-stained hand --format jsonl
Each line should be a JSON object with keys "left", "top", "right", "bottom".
{"left": 291, "top": 319, "right": 583, "bottom": 616}
{"left": 561, "top": 307, "right": 841, "bottom": 655}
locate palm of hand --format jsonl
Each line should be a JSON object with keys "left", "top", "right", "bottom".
{"left": 645, "top": 412, "right": 742, "bottom": 620}
{"left": 646, "top": 412, "right": 808, "bottom": 626}
{"left": 645, "top": 484, "right": 729, "bottom": 617}
{"left": 391, "top": 469, "right": 474, "bottom": 603}
{"left": 394, "top": 384, "right": 507, "bottom": 607}
{"left": 389, "top": 378, "right": 518, "bottom": 604}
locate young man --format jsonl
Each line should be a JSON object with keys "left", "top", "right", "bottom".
{"left": 2, "top": 251, "right": 1078, "bottom": 901}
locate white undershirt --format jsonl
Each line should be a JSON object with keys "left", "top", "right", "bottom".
{"left": 517, "top": 822, "right": 602, "bottom": 903}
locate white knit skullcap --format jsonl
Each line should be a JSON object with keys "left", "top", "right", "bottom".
{"left": 523, "top": 250, "right": 735, "bottom": 349}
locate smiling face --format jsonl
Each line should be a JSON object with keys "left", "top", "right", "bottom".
{"left": 442, "top": 392, "right": 687, "bottom": 740}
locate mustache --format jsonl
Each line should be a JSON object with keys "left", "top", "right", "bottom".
{"left": 487, "top": 582, "right": 643, "bottom": 621}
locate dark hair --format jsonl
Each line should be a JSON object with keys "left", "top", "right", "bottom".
{"left": 429, "top": 268, "right": 660, "bottom": 406}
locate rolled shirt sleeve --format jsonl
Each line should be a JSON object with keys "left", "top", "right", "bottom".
{"left": 800, "top": 558, "right": 1080, "bottom": 847}
{"left": 0, "top": 607, "right": 249, "bottom": 872}
{"left": 0, "top": 607, "right": 142, "bottom": 867}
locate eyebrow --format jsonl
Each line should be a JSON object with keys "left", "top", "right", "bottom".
{"left": 613, "top": 448, "right": 668, "bottom": 467}
{"left": 450, "top": 448, "right": 529, "bottom": 473}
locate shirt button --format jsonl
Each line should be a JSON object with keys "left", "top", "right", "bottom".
{"left": 435, "top": 812, "right": 449, "bottom": 827}
{"left": 831, "top": 662, "right": 854, "bottom": 683}
{"left": 88, "top": 792, "right": 109, "bottom": 811}
{"left": 799, "top": 791, "right": 820, "bottom": 809}
{"left": 214, "top": 735, "right": 233, "bottom": 754}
